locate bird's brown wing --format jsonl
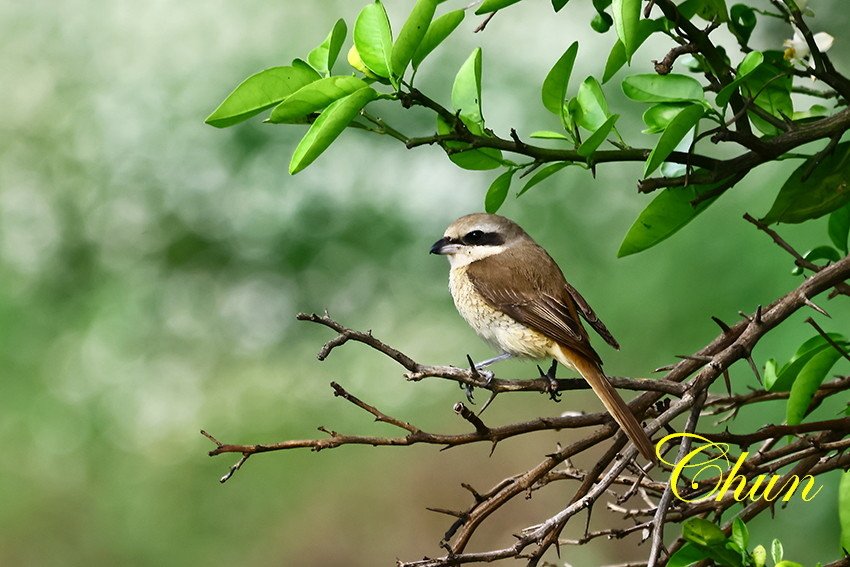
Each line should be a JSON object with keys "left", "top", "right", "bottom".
{"left": 564, "top": 279, "right": 620, "bottom": 350}
{"left": 465, "top": 245, "right": 603, "bottom": 366}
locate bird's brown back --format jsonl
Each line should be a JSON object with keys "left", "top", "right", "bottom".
{"left": 465, "top": 242, "right": 604, "bottom": 366}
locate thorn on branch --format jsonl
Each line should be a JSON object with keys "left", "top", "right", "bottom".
{"left": 427, "top": 507, "right": 466, "bottom": 519}
{"left": 201, "top": 429, "right": 223, "bottom": 449}
{"left": 317, "top": 425, "right": 337, "bottom": 438}
{"left": 510, "top": 128, "right": 527, "bottom": 151}
{"left": 675, "top": 354, "right": 714, "bottom": 363}
{"left": 474, "top": 10, "right": 497, "bottom": 33}
{"left": 712, "top": 316, "right": 732, "bottom": 334}
{"left": 722, "top": 369, "right": 732, "bottom": 397}
{"left": 804, "top": 297, "right": 831, "bottom": 318}
{"left": 806, "top": 317, "right": 850, "bottom": 364}
{"left": 461, "top": 482, "right": 485, "bottom": 503}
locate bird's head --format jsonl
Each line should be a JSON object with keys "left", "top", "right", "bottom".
{"left": 430, "top": 213, "right": 527, "bottom": 268}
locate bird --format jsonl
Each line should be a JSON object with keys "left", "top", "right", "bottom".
{"left": 430, "top": 213, "right": 655, "bottom": 462}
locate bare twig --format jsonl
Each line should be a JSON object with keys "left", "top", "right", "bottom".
{"left": 648, "top": 391, "right": 706, "bottom": 567}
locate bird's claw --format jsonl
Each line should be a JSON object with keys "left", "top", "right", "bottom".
{"left": 465, "top": 353, "right": 497, "bottom": 403}
{"left": 460, "top": 382, "right": 475, "bottom": 404}
{"left": 476, "top": 368, "right": 495, "bottom": 385}
{"left": 537, "top": 360, "right": 561, "bottom": 402}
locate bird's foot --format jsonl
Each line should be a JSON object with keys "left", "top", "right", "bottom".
{"left": 460, "top": 381, "right": 476, "bottom": 404}
{"left": 466, "top": 354, "right": 495, "bottom": 386}
{"left": 537, "top": 359, "right": 561, "bottom": 402}
{"left": 476, "top": 368, "right": 495, "bottom": 385}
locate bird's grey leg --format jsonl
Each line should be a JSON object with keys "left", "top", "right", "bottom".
{"left": 463, "top": 353, "right": 512, "bottom": 402}
{"left": 472, "top": 352, "right": 512, "bottom": 387}
{"left": 537, "top": 359, "right": 560, "bottom": 402}
{"left": 474, "top": 352, "right": 513, "bottom": 370}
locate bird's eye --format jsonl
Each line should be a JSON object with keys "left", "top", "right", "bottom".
{"left": 463, "top": 230, "right": 485, "bottom": 244}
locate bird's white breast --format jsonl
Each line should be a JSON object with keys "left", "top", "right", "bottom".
{"left": 449, "top": 265, "right": 552, "bottom": 359}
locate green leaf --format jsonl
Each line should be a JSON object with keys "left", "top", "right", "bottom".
{"left": 764, "top": 358, "right": 779, "bottom": 390}
{"left": 611, "top": 0, "right": 641, "bottom": 62}
{"left": 412, "top": 9, "right": 465, "bottom": 70}
{"left": 761, "top": 142, "right": 850, "bottom": 224}
{"left": 767, "top": 333, "right": 849, "bottom": 391}
{"left": 618, "top": 177, "right": 726, "bottom": 257}
{"left": 644, "top": 104, "right": 704, "bottom": 177}
{"left": 591, "top": 11, "right": 614, "bottom": 33}
{"left": 771, "top": 540, "right": 784, "bottom": 565}
{"left": 476, "top": 0, "right": 523, "bottom": 14}
{"left": 518, "top": 163, "right": 570, "bottom": 196}
{"left": 575, "top": 76, "right": 610, "bottom": 131}
{"left": 392, "top": 0, "right": 437, "bottom": 78}
{"left": 603, "top": 41, "right": 628, "bottom": 84}
{"left": 642, "top": 102, "right": 692, "bottom": 133}
{"left": 683, "top": 518, "right": 726, "bottom": 547}
{"left": 452, "top": 47, "right": 485, "bottom": 126}
{"left": 840, "top": 471, "right": 850, "bottom": 554}
{"left": 354, "top": 1, "right": 394, "bottom": 79}
{"left": 541, "top": 42, "right": 579, "bottom": 115}
{"left": 578, "top": 114, "right": 619, "bottom": 157}
{"left": 786, "top": 346, "right": 843, "bottom": 424}
{"left": 485, "top": 169, "right": 514, "bottom": 213}
{"left": 715, "top": 50, "right": 764, "bottom": 107}
{"left": 436, "top": 115, "right": 503, "bottom": 170}
{"left": 775, "top": 562, "right": 805, "bottom": 567}
{"left": 529, "top": 130, "right": 571, "bottom": 140}
{"left": 268, "top": 76, "right": 369, "bottom": 123}
{"left": 307, "top": 19, "right": 348, "bottom": 76}
{"left": 552, "top": 0, "right": 570, "bottom": 11}
{"left": 828, "top": 202, "right": 850, "bottom": 254}
{"left": 752, "top": 544, "right": 767, "bottom": 567}
{"left": 289, "top": 87, "right": 377, "bottom": 174}
{"left": 622, "top": 73, "right": 705, "bottom": 103}
{"left": 792, "top": 104, "right": 830, "bottom": 121}
{"left": 679, "top": 0, "right": 729, "bottom": 21}
{"left": 729, "top": 4, "right": 757, "bottom": 47}
{"left": 205, "top": 65, "right": 321, "bottom": 128}
{"left": 743, "top": 61, "right": 792, "bottom": 136}
{"left": 602, "top": 19, "right": 663, "bottom": 83}
{"left": 667, "top": 543, "right": 708, "bottom": 567}
{"left": 731, "top": 518, "right": 749, "bottom": 560}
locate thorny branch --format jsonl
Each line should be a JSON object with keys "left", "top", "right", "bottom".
{"left": 204, "top": 219, "right": 850, "bottom": 566}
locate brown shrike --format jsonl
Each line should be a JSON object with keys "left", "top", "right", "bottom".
{"left": 430, "top": 213, "right": 655, "bottom": 461}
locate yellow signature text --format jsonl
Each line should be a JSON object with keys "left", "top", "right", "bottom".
{"left": 656, "top": 433, "right": 822, "bottom": 503}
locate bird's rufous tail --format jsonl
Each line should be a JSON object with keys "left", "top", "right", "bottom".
{"left": 553, "top": 344, "right": 656, "bottom": 462}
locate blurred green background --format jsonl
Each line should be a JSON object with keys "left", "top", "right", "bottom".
{"left": 2, "top": 1, "right": 848, "bottom": 565}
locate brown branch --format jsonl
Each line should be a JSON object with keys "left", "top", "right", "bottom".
{"left": 743, "top": 212, "right": 850, "bottom": 297}
{"left": 654, "top": 43, "right": 698, "bottom": 75}
{"left": 206, "top": 247, "right": 850, "bottom": 565}
{"left": 398, "top": 88, "right": 721, "bottom": 171}
{"left": 398, "top": 255, "right": 850, "bottom": 565}
{"left": 637, "top": 108, "right": 850, "bottom": 194}
{"left": 704, "top": 375, "right": 850, "bottom": 416}
{"left": 648, "top": 391, "right": 706, "bottom": 567}
{"left": 699, "top": 417, "right": 850, "bottom": 447}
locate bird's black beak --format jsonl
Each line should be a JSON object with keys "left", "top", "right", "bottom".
{"left": 430, "top": 236, "right": 452, "bottom": 255}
